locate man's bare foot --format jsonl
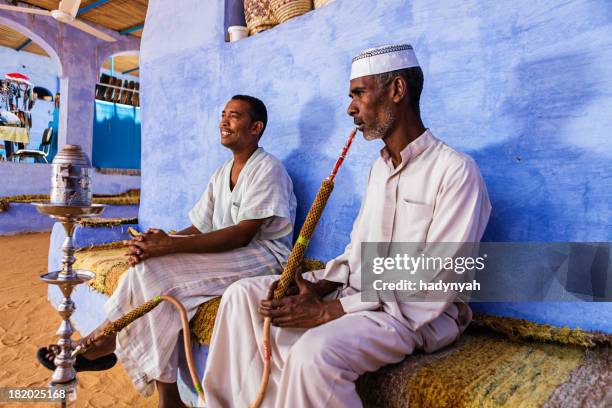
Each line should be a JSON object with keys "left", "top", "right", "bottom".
{"left": 37, "top": 338, "right": 117, "bottom": 372}
{"left": 43, "top": 320, "right": 117, "bottom": 363}
{"left": 78, "top": 329, "right": 117, "bottom": 360}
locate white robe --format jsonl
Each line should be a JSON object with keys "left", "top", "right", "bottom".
{"left": 189, "top": 147, "right": 297, "bottom": 265}
{"left": 203, "top": 130, "right": 491, "bottom": 407}
{"left": 104, "top": 147, "right": 296, "bottom": 396}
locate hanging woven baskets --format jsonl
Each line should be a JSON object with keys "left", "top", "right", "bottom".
{"left": 314, "top": 0, "right": 334, "bottom": 8}
{"left": 270, "top": 0, "right": 313, "bottom": 24}
{"left": 244, "top": 0, "right": 279, "bottom": 35}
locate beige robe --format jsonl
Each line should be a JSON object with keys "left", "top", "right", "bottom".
{"left": 203, "top": 130, "right": 492, "bottom": 407}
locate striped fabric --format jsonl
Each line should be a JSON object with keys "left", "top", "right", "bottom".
{"left": 103, "top": 240, "right": 281, "bottom": 396}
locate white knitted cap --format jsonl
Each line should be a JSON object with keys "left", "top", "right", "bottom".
{"left": 350, "top": 44, "right": 419, "bottom": 80}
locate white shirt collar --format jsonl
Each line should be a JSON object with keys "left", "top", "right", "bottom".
{"left": 380, "top": 129, "right": 435, "bottom": 168}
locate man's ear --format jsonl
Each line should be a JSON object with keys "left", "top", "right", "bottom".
{"left": 251, "top": 121, "right": 264, "bottom": 137}
{"left": 391, "top": 76, "right": 408, "bottom": 103}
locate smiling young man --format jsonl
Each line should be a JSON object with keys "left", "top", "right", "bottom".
{"left": 203, "top": 45, "right": 491, "bottom": 407}
{"left": 37, "top": 95, "right": 297, "bottom": 408}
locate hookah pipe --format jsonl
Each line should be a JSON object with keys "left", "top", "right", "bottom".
{"left": 70, "top": 294, "right": 205, "bottom": 401}
{"left": 250, "top": 128, "right": 358, "bottom": 408}
{"left": 68, "top": 128, "right": 358, "bottom": 405}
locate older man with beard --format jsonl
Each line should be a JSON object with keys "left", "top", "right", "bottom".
{"left": 203, "top": 45, "right": 492, "bottom": 408}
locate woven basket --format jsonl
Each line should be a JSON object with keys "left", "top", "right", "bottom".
{"left": 244, "top": 0, "right": 279, "bottom": 35}
{"left": 314, "top": 0, "right": 333, "bottom": 8}
{"left": 270, "top": 0, "right": 313, "bottom": 24}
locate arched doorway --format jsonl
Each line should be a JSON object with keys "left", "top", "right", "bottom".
{"left": 0, "top": 17, "right": 63, "bottom": 164}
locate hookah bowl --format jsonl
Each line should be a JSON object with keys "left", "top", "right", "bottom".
{"left": 33, "top": 145, "right": 104, "bottom": 395}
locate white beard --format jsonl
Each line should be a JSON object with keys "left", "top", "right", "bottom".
{"left": 364, "top": 106, "right": 395, "bottom": 141}
{"left": 363, "top": 128, "right": 381, "bottom": 141}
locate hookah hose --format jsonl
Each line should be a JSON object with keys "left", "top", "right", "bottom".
{"left": 71, "top": 295, "right": 205, "bottom": 401}
{"left": 249, "top": 128, "right": 358, "bottom": 408}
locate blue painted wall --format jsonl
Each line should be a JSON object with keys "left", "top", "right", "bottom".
{"left": 139, "top": 0, "right": 612, "bottom": 331}
{"left": 92, "top": 100, "right": 141, "bottom": 169}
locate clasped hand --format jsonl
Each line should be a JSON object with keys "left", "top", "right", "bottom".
{"left": 123, "top": 228, "right": 173, "bottom": 267}
{"left": 258, "top": 271, "right": 342, "bottom": 328}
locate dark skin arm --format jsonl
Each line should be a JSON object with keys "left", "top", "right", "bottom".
{"left": 258, "top": 271, "right": 345, "bottom": 328}
{"left": 174, "top": 225, "right": 200, "bottom": 236}
{"left": 124, "top": 218, "right": 267, "bottom": 267}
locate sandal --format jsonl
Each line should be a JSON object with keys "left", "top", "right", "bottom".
{"left": 37, "top": 344, "right": 117, "bottom": 372}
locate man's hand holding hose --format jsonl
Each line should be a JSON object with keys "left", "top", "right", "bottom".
{"left": 258, "top": 273, "right": 344, "bottom": 328}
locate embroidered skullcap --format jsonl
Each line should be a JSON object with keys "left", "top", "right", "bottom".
{"left": 350, "top": 44, "right": 420, "bottom": 80}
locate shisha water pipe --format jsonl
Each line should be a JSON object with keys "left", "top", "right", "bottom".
{"left": 34, "top": 145, "right": 104, "bottom": 406}
{"left": 250, "top": 128, "right": 358, "bottom": 408}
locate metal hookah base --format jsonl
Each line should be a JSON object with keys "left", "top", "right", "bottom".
{"left": 40, "top": 270, "right": 95, "bottom": 285}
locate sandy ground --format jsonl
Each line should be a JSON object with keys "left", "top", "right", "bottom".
{"left": 0, "top": 232, "right": 158, "bottom": 407}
